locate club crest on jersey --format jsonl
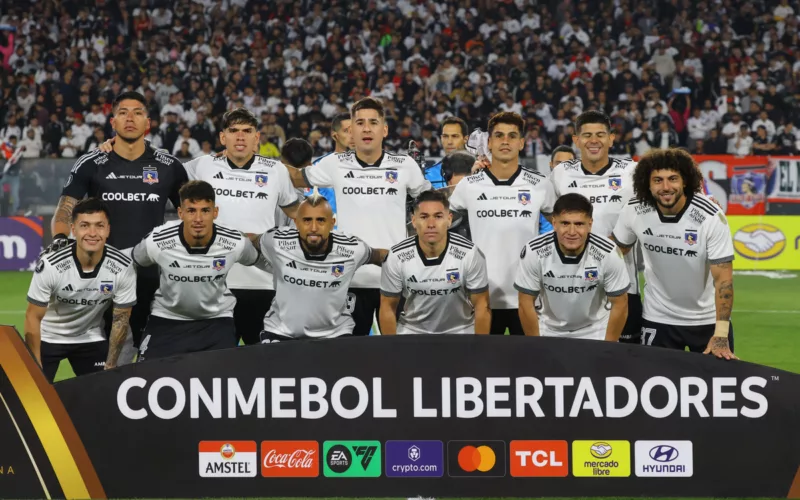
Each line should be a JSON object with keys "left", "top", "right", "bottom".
{"left": 584, "top": 267, "right": 599, "bottom": 282}
{"left": 518, "top": 190, "right": 531, "bottom": 205}
{"left": 100, "top": 281, "right": 114, "bottom": 294}
{"left": 143, "top": 168, "right": 159, "bottom": 184}
{"left": 212, "top": 257, "right": 226, "bottom": 271}
{"left": 446, "top": 270, "right": 460, "bottom": 284}
{"left": 331, "top": 264, "right": 344, "bottom": 277}
{"left": 608, "top": 177, "right": 622, "bottom": 190}
{"left": 255, "top": 174, "right": 268, "bottom": 187}
{"left": 385, "top": 170, "right": 398, "bottom": 183}
{"left": 685, "top": 229, "right": 698, "bottom": 246}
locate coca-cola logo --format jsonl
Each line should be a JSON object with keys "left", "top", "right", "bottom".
{"left": 263, "top": 449, "right": 316, "bottom": 469}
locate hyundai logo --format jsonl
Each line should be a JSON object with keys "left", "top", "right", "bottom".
{"left": 649, "top": 445, "right": 679, "bottom": 462}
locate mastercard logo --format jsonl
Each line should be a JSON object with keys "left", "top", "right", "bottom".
{"left": 457, "top": 445, "right": 496, "bottom": 472}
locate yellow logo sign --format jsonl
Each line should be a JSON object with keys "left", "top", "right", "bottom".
{"left": 733, "top": 223, "right": 786, "bottom": 260}
{"left": 572, "top": 440, "right": 630, "bottom": 477}
{"left": 727, "top": 216, "right": 800, "bottom": 270}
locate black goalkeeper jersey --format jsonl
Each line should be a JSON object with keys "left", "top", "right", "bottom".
{"left": 61, "top": 145, "right": 188, "bottom": 249}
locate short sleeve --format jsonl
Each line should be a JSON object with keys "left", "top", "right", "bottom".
{"left": 354, "top": 236, "right": 373, "bottom": 268}
{"left": 707, "top": 211, "right": 735, "bottom": 264}
{"left": 258, "top": 229, "right": 276, "bottom": 267}
{"left": 379, "top": 252, "right": 403, "bottom": 297}
{"left": 237, "top": 237, "right": 260, "bottom": 266}
{"left": 464, "top": 247, "right": 489, "bottom": 294}
{"left": 550, "top": 168, "right": 562, "bottom": 197}
{"left": 303, "top": 155, "right": 336, "bottom": 188}
{"left": 60, "top": 154, "right": 95, "bottom": 199}
{"left": 406, "top": 159, "right": 431, "bottom": 197}
{"left": 513, "top": 243, "right": 541, "bottom": 296}
{"left": 276, "top": 162, "right": 301, "bottom": 208}
{"left": 113, "top": 264, "right": 138, "bottom": 308}
{"left": 611, "top": 203, "right": 638, "bottom": 248}
{"left": 183, "top": 156, "right": 202, "bottom": 180}
{"left": 448, "top": 180, "right": 467, "bottom": 211}
{"left": 131, "top": 236, "right": 156, "bottom": 267}
{"left": 168, "top": 162, "right": 189, "bottom": 208}
{"left": 26, "top": 262, "right": 54, "bottom": 307}
{"left": 601, "top": 247, "right": 631, "bottom": 297}
{"left": 540, "top": 179, "right": 556, "bottom": 215}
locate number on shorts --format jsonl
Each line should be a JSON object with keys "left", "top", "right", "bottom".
{"left": 641, "top": 327, "right": 657, "bottom": 346}
{"left": 345, "top": 292, "right": 356, "bottom": 314}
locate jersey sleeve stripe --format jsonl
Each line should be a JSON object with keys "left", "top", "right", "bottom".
{"left": 391, "top": 237, "right": 416, "bottom": 252}
{"left": 466, "top": 285, "right": 489, "bottom": 294}
{"left": 113, "top": 300, "right": 137, "bottom": 308}
{"left": 692, "top": 197, "right": 719, "bottom": 215}
{"left": 70, "top": 150, "right": 104, "bottom": 173}
{"left": 48, "top": 254, "right": 73, "bottom": 266}
{"left": 216, "top": 226, "right": 243, "bottom": 236}
{"left": 513, "top": 283, "right": 539, "bottom": 296}
{"left": 709, "top": 255, "right": 734, "bottom": 265}
{"left": 107, "top": 254, "right": 132, "bottom": 267}
{"left": 588, "top": 234, "right": 615, "bottom": 252}
{"left": 46, "top": 246, "right": 73, "bottom": 263}
{"left": 449, "top": 234, "right": 474, "bottom": 246}
{"left": 105, "top": 249, "right": 132, "bottom": 264}
{"left": 380, "top": 289, "right": 403, "bottom": 297}
{"left": 451, "top": 241, "right": 475, "bottom": 250}
{"left": 27, "top": 296, "right": 49, "bottom": 307}
{"left": 607, "top": 285, "right": 630, "bottom": 297}
{"left": 153, "top": 233, "right": 180, "bottom": 242}
{"left": 691, "top": 202, "right": 717, "bottom": 217}
{"left": 627, "top": 198, "right": 644, "bottom": 205}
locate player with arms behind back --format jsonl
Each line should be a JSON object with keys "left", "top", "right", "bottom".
{"left": 380, "top": 190, "right": 491, "bottom": 335}
{"left": 25, "top": 198, "right": 136, "bottom": 381}
{"left": 612, "top": 149, "right": 736, "bottom": 359}
{"left": 515, "top": 194, "right": 630, "bottom": 340}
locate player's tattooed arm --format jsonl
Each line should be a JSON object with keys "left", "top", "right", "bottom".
{"left": 710, "top": 261, "right": 734, "bottom": 321}
{"left": 51, "top": 195, "right": 78, "bottom": 240}
{"left": 105, "top": 307, "right": 132, "bottom": 369}
{"left": 368, "top": 248, "right": 389, "bottom": 266}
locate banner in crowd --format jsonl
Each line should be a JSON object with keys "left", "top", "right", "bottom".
{"left": 0, "top": 217, "right": 43, "bottom": 271}
{"left": 2, "top": 327, "right": 799, "bottom": 498}
{"left": 727, "top": 216, "right": 800, "bottom": 270}
{"left": 768, "top": 157, "right": 800, "bottom": 204}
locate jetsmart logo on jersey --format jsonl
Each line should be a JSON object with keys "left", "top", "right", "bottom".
{"left": 342, "top": 186, "right": 398, "bottom": 195}
{"left": 101, "top": 192, "right": 162, "bottom": 202}
{"left": 643, "top": 228, "right": 680, "bottom": 239}
{"left": 214, "top": 187, "right": 264, "bottom": 199}
{"left": 642, "top": 243, "right": 699, "bottom": 257}
{"left": 476, "top": 209, "right": 533, "bottom": 218}
{"left": 106, "top": 172, "right": 144, "bottom": 180}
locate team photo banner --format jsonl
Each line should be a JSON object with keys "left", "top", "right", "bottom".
{"left": 1, "top": 328, "right": 799, "bottom": 498}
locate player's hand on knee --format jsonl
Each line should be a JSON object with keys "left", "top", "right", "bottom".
{"left": 97, "top": 136, "right": 115, "bottom": 153}
{"left": 703, "top": 336, "right": 738, "bottom": 360}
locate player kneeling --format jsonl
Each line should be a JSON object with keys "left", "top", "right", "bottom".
{"left": 380, "top": 190, "right": 491, "bottom": 334}
{"left": 515, "top": 193, "right": 630, "bottom": 340}
{"left": 25, "top": 198, "right": 137, "bottom": 381}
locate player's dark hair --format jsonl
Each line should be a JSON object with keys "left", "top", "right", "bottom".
{"left": 550, "top": 145, "right": 575, "bottom": 164}
{"left": 350, "top": 96, "right": 385, "bottom": 120}
{"left": 302, "top": 188, "right": 331, "bottom": 208}
{"left": 71, "top": 197, "right": 110, "bottom": 223}
{"left": 487, "top": 111, "right": 525, "bottom": 136}
{"left": 331, "top": 112, "right": 351, "bottom": 132}
{"left": 221, "top": 108, "right": 258, "bottom": 130}
{"left": 441, "top": 151, "right": 475, "bottom": 183}
{"left": 413, "top": 190, "right": 450, "bottom": 212}
{"left": 281, "top": 138, "right": 314, "bottom": 168}
{"left": 442, "top": 116, "right": 468, "bottom": 136}
{"left": 112, "top": 91, "right": 147, "bottom": 114}
{"left": 179, "top": 180, "right": 216, "bottom": 204}
{"left": 552, "top": 193, "right": 593, "bottom": 218}
{"left": 575, "top": 110, "right": 612, "bottom": 134}
{"left": 633, "top": 148, "right": 703, "bottom": 207}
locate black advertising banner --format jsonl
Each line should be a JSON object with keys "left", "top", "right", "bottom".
{"left": 2, "top": 326, "right": 800, "bottom": 498}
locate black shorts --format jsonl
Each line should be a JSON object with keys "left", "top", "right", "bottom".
{"left": 232, "top": 289, "right": 275, "bottom": 346}
{"left": 41, "top": 340, "right": 108, "bottom": 383}
{"left": 349, "top": 288, "right": 380, "bottom": 336}
{"left": 490, "top": 308, "right": 524, "bottom": 336}
{"left": 138, "top": 316, "right": 237, "bottom": 362}
{"left": 641, "top": 318, "right": 735, "bottom": 353}
{"left": 619, "top": 294, "right": 644, "bottom": 344}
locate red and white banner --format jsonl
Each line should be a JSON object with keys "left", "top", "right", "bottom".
{"left": 766, "top": 156, "right": 800, "bottom": 204}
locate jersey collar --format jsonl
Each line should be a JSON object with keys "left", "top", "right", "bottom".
{"left": 178, "top": 222, "right": 218, "bottom": 254}
{"left": 300, "top": 234, "right": 334, "bottom": 261}
{"left": 226, "top": 155, "right": 255, "bottom": 170}
{"left": 108, "top": 144, "right": 155, "bottom": 163}
{"left": 580, "top": 160, "right": 612, "bottom": 176}
{"left": 415, "top": 234, "right": 449, "bottom": 267}
{"left": 655, "top": 194, "right": 693, "bottom": 223}
{"left": 483, "top": 165, "right": 522, "bottom": 186}
{"left": 553, "top": 232, "right": 587, "bottom": 265}
{"left": 72, "top": 244, "right": 107, "bottom": 279}
{"left": 355, "top": 151, "right": 385, "bottom": 168}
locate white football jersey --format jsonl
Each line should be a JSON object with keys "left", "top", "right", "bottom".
{"left": 302, "top": 151, "right": 430, "bottom": 288}
{"left": 551, "top": 157, "right": 640, "bottom": 295}
{"left": 132, "top": 220, "right": 260, "bottom": 321}
{"left": 26, "top": 243, "right": 137, "bottom": 344}
{"left": 448, "top": 166, "right": 556, "bottom": 309}
{"left": 612, "top": 194, "right": 735, "bottom": 326}
{"left": 380, "top": 233, "right": 489, "bottom": 334}
{"left": 259, "top": 227, "right": 372, "bottom": 338}
{"left": 514, "top": 232, "right": 630, "bottom": 339}
{"left": 184, "top": 154, "right": 299, "bottom": 290}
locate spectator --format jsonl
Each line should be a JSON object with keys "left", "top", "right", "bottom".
{"left": 649, "top": 120, "right": 680, "bottom": 150}
{"left": 734, "top": 125, "right": 754, "bottom": 156}
{"left": 172, "top": 128, "right": 201, "bottom": 158}
{"left": 18, "top": 128, "right": 42, "bottom": 158}
{"left": 706, "top": 128, "right": 729, "bottom": 154}
{"left": 722, "top": 114, "right": 745, "bottom": 153}
{"left": 58, "top": 129, "right": 81, "bottom": 158}
{"left": 83, "top": 128, "right": 106, "bottom": 154}
{"left": 775, "top": 123, "right": 800, "bottom": 155}
{"left": 752, "top": 111, "right": 777, "bottom": 140}
{"left": 752, "top": 126, "right": 775, "bottom": 156}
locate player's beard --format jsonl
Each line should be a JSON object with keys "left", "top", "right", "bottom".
{"left": 656, "top": 189, "right": 684, "bottom": 210}
{"left": 302, "top": 235, "right": 328, "bottom": 254}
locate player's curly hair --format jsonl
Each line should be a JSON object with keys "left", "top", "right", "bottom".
{"left": 632, "top": 148, "right": 703, "bottom": 207}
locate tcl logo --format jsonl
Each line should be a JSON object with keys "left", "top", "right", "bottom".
{"left": 260, "top": 441, "right": 319, "bottom": 477}
{"left": 510, "top": 440, "right": 568, "bottom": 477}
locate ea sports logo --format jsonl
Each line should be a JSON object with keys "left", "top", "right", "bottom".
{"left": 590, "top": 442, "right": 612, "bottom": 459}
{"left": 457, "top": 445, "right": 496, "bottom": 472}
{"left": 220, "top": 443, "right": 236, "bottom": 460}
{"left": 326, "top": 444, "right": 352, "bottom": 473}
{"left": 732, "top": 223, "right": 786, "bottom": 260}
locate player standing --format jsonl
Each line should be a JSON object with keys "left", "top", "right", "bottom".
{"left": 549, "top": 111, "right": 642, "bottom": 343}
{"left": 425, "top": 117, "right": 469, "bottom": 188}
{"left": 252, "top": 192, "right": 388, "bottom": 340}
{"left": 380, "top": 190, "right": 490, "bottom": 334}
{"left": 309, "top": 112, "right": 355, "bottom": 214}
{"left": 25, "top": 199, "right": 137, "bottom": 381}
{"left": 549, "top": 145, "right": 575, "bottom": 170}
{"left": 515, "top": 194, "right": 630, "bottom": 340}
{"left": 131, "top": 181, "right": 264, "bottom": 360}
{"left": 51, "top": 91, "right": 187, "bottom": 362}
{"left": 285, "top": 97, "right": 431, "bottom": 336}
{"left": 448, "top": 112, "right": 555, "bottom": 335}
{"left": 612, "top": 149, "right": 736, "bottom": 358}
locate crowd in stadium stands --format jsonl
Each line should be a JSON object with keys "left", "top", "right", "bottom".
{"left": 1, "top": 0, "right": 800, "bottom": 163}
